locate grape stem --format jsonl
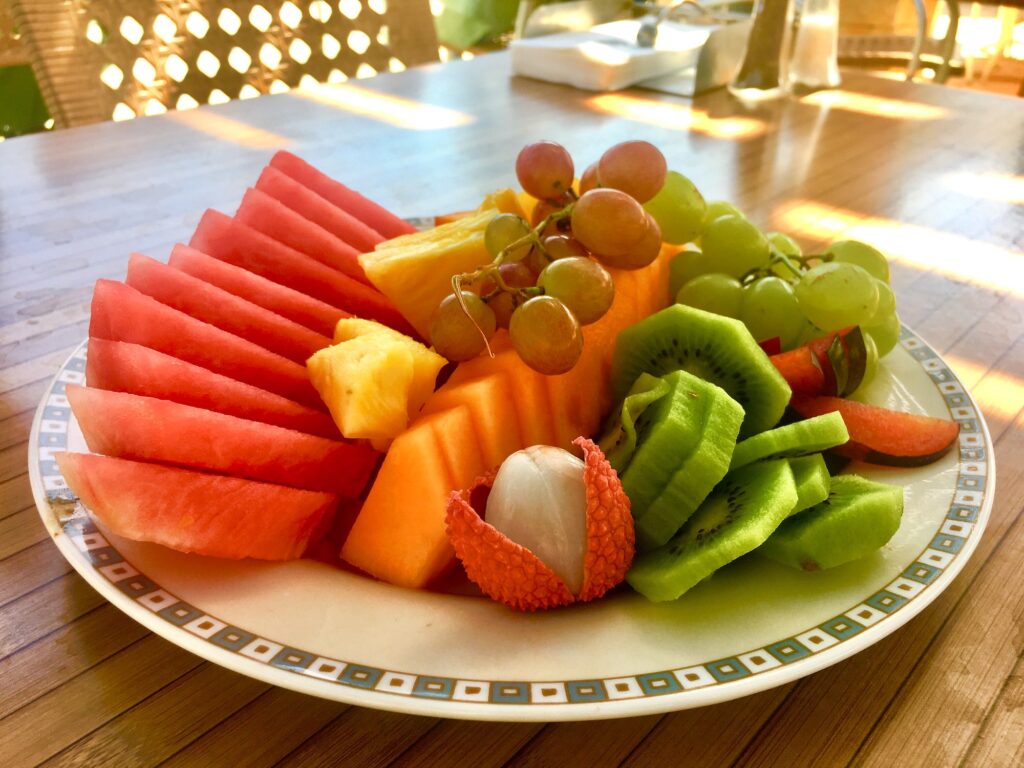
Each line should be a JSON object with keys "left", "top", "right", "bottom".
{"left": 450, "top": 274, "right": 494, "bottom": 358}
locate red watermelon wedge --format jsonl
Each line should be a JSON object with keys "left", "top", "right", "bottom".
{"left": 255, "top": 165, "right": 384, "bottom": 253}
{"left": 56, "top": 452, "right": 336, "bottom": 560}
{"left": 168, "top": 245, "right": 349, "bottom": 338}
{"left": 68, "top": 385, "right": 378, "bottom": 496}
{"left": 126, "top": 253, "right": 331, "bottom": 364}
{"left": 89, "top": 280, "right": 324, "bottom": 409}
{"left": 269, "top": 150, "right": 416, "bottom": 239}
{"left": 86, "top": 339, "right": 340, "bottom": 439}
{"left": 236, "top": 187, "right": 371, "bottom": 285}
{"left": 189, "top": 210, "right": 417, "bottom": 337}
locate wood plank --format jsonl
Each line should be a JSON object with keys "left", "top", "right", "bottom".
{"left": 0, "top": 505, "right": 49, "bottom": 560}
{"left": 0, "top": 571, "right": 106, "bottom": 659}
{"left": 393, "top": 721, "right": 544, "bottom": 768}
{"left": 159, "top": 687, "right": 345, "bottom": 768}
{"left": 963, "top": 652, "right": 1024, "bottom": 768}
{"left": 0, "top": 633, "right": 201, "bottom": 767}
{"left": 276, "top": 708, "right": 438, "bottom": 768}
{"left": 41, "top": 663, "right": 269, "bottom": 768}
{"left": 0, "top": 410, "right": 34, "bottom": 452}
{"left": 504, "top": 716, "right": 661, "bottom": 767}
{"left": 0, "top": 539, "right": 72, "bottom": 608}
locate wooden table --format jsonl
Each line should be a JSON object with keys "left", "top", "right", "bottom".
{"left": 2, "top": 52, "right": 1022, "bottom": 767}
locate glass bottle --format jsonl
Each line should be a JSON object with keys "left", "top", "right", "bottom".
{"left": 729, "top": 0, "right": 796, "bottom": 100}
{"left": 787, "top": 0, "right": 841, "bottom": 94}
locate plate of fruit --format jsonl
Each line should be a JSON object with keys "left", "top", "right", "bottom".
{"left": 30, "top": 141, "right": 992, "bottom": 721}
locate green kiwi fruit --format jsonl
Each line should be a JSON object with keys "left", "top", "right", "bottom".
{"left": 611, "top": 304, "right": 791, "bottom": 437}
{"left": 635, "top": 380, "right": 744, "bottom": 551}
{"left": 627, "top": 459, "right": 798, "bottom": 601}
{"left": 787, "top": 454, "right": 831, "bottom": 517}
{"left": 598, "top": 373, "right": 672, "bottom": 473}
{"left": 759, "top": 474, "right": 904, "bottom": 571}
{"left": 618, "top": 370, "right": 716, "bottom": 522}
{"left": 729, "top": 412, "right": 849, "bottom": 470}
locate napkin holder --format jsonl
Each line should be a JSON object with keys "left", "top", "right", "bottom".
{"left": 510, "top": 16, "right": 752, "bottom": 96}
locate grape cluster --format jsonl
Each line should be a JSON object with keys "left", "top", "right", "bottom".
{"left": 670, "top": 203, "right": 900, "bottom": 383}
{"left": 430, "top": 140, "right": 669, "bottom": 375}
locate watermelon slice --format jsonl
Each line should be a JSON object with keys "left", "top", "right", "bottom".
{"left": 168, "top": 245, "right": 349, "bottom": 338}
{"left": 56, "top": 452, "right": 336, "bottom": 560}
{"left": 68, "top": 385, "right": 378, "bottom": 496}
{"left": 236, "top": 187, "right": 371, "bottom": 285}
{"left": 269, "top": 150, "right": 416, "bottom": 239}
{"left": 790, "top": 395, "right": 961, "bottom": 466}
{"left": 86, "top": 339, "right": 340, "bottom": 439}
{"left": 255, "top": 165, "right": 384, "bottom": 253}
{"left": 126, "top": 253, "right": 331, "bottom": 364}
{"left": 189, "top": 210, "right": 417, "bottom": 337}
{"left": 89, "top": 279, "right": 324, "bottom": 409}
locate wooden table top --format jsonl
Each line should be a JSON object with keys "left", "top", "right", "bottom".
{"left": 1, "top": 52, "right": 1022, "bottom": 767}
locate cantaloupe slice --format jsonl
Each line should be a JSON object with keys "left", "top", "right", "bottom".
{"left": 341, "top": 247, "right": 674, "bottom": 589}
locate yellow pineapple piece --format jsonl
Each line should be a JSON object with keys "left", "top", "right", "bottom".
{"left": 479, "top": 188, "right": 528, "bottom": 219}
{"left": 332, "top": 318, "right": 446, "bottom": 422}
{"left": 359, "top": 209, "right": 498, "bottom": 339}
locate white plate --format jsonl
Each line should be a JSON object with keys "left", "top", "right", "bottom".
{"left": 30, "top": 327, "right": 993, "bottom": 721}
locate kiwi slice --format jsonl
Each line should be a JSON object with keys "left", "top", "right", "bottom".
{"left": 788, "top": 454, "right": 831, "bottom": 517}
{"left": 627, "top": 459, "right": 798, "bottom": 602}
{"left": 598, "top": 373, "right": 672, "bottom": 473}
{"left": 611, "top": 304, "right": 791, "bottom": 437}
{"left": 760, "top": 474, "right": 904, "bottom": 571}
{"left": 635, "top": 380, "right": 744, "bottom": 551}
{"left": 729, "top": 412, "right": 849, "bottom": 470}
{"left": 618, "top": 370, "right": 715, "bottom": 521}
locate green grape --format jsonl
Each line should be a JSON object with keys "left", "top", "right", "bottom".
{"left": 571, "top": 188, "right": 648, "bottom": 258}
{"left": 488, "top": 291, "right": 518, "bottom": 329}
{"left": 579, "top": 161, "right": 600, "bottom": 194}
{"left": 870, "top": 279, "right": 896, "bottom": 323}
{"left": 430, "top": 291, "right": 497, "bottom": 361}
{"left": 767, "top": 231, "right": 802, "bottom": 257}
{"left": 542, "top": 234, "right": 587, "bottom": 261}
{"left": 485, "top": 213, "right": 532, "bottom": 262}
{"left": 596, "top": 140, "right": 668, "bottom": 204}
{"left": 538, "top": 256, "right": 615, "bottom": 325}
{"left": 676, "top": 273, "right": 743, "bottom": 318}
{"left": 826, "top": 240, "right": 890, "bottom": 283}
{"left": 795, "top": 319, "right": 828, "bottom": 347}
{"left": 596, "top": 213, "right": 661, "bottom": 270}
{"left": 739, "top": 276, "right": 804, "bottom": 348}
{"left": 704, "top": 200, "right": 744, "bottom": 226}
{"left": 668, "top": 247, "right": 715, "bottom": 297}
{"left": 864, "top": 311, "right": 901, "bottom": 357}
{"left": 516, "top": 141, "right": 575, "bottom": 201}
{"left": 643, "top": 171, "right": 707, "bottom": 245}
{"left": 852, "top": 332, "right": 879, "bottom": 396}
{"left": 795, "top": 261, "right": 879, "bottom": 332}
{"left": 701, "top": 214, "right": 771, "bottom": 278}
{"left": 509, "top": 296, "right": 583, "bottom": 375}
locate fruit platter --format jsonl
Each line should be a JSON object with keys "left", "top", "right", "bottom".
{"left": 30, "top": 141, "right": 993, "bottom": 721}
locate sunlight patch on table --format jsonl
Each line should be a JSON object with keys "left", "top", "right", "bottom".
{"left": 293, "top": 82, "right": 474, "bottom": 130}
{"left": 942, "top": 172, "right": 1024, "bottom": 205}
{"left": 166, "top": 109, "right": 291, "bottom": 149}
{"left": 801, "top": 90, "right": 947, "bottom": 121}
{"left": 774, "top": 200, "right": 1024, "bottom": 297}
{"left": 943, "top": 354, "right": 1024, "bottom": 422}
{"left": 586, "top": 93, "right": 767, "bottom": 139}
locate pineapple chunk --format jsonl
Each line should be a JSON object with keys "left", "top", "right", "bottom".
{"left": 308, "top": 321, "right": 446, "bottom": 449}
{"left": 359, "top": 209, "right": 498, "bottom": 339}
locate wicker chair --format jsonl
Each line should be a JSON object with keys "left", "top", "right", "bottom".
{"left": 7, "top": 0, "right": 440, "bottom": 128}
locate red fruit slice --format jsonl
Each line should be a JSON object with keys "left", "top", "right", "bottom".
{"left": 758, "top": 337, "right": 782, "bottom": 356}
{"left": 770, "top": 346, "right": 827, "bottom": 397}
{"left": 254, "top": 165, "right": 385, "bottom": 253}
{"left": 445, "top": 439, "right": 633, "bottom": 611}
{"left": 89, "top": 280, "right": 324, "bottom": 409}
{"left": 126, "top": 253, "right": 331, "bottom": 364}
{"left": 269, "top": 150, "right": 416, "bottom": 240}
{"left": 190, "top": 210, "right": 416, "bottom": 337}
{"left": 790, "top": 395, "right": 960, "bottom": 466}
{"left": 68, "top": 385, "right": 378, "bottom": 495}
{"left": 236, "top": 187, "right": 371, "bottom": 284}
{"left": 169, "top": 245, "right": 350, "bottom": 338}
{"left": 86, "top": 339, "right": 340, "bottom": 439}
{"left": 56, "top": 452, "right": 336, "bottom": 560}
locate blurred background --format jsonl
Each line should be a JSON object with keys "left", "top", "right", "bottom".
{"left": 2, "top": 0, "right": 1021, "bottom": 140}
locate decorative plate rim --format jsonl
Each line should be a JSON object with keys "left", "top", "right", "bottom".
{"left": 29, "top": 326, "right": 995, "bottom": 721}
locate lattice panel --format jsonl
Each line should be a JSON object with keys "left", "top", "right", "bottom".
{"left": 10, "top": 0, "right": 439, "bottom": 127}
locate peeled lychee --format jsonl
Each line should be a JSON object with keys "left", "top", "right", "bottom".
{"left": 445, "top": 437, "right": 634, "bottom": 611}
